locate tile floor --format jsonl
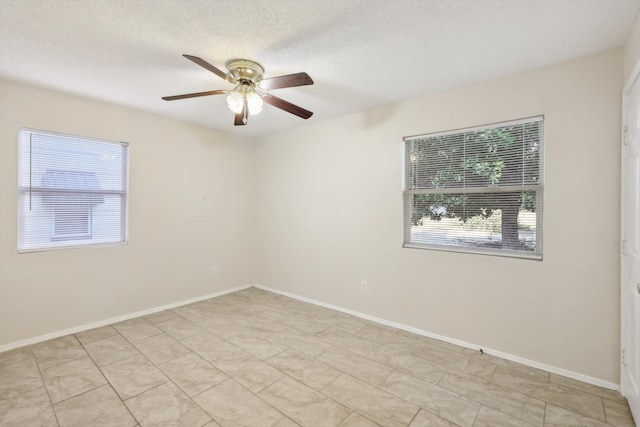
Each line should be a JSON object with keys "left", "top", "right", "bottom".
{"left": 0, "top": 287, "right": 636, "bottom": 427}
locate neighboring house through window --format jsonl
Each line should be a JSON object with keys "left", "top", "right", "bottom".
{"left": 18, "top": 129, "right": 128, "bottom": 252}
{"left": 403, "top": 116, "right": 544, "bottom": 259}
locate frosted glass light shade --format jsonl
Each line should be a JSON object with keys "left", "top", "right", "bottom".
{"left": 226, "top": 91, "right": 244, "bottom": 114}
{"left": 246, "top": 91, "right": 263, "bottom": 115}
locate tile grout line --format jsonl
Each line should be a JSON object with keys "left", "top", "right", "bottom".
{"left": 30, "top": 346, "right": 62, "bottom": 427}
{"left": 75, "top": 333, "right": 141, "bottom": 426}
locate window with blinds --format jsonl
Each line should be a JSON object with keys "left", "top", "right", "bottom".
{"left": 403, "top": 116, "right": 543, "bottom": 259}
{"left": 18, "top": 129, "right": 129, "bottom": 252}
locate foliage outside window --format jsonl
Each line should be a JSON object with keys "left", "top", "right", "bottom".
{"left": 403, "top": 116, "right": 543, "bottom": 259}
{"left": 18, "top": 129, "right": 128, "bottom": 252}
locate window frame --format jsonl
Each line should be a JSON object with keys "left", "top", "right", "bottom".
{"left": 402, "top": 116, "right": 544, "bottom": 260}
{"left": 17, "top": 128, "right": 129, "bottom": 253}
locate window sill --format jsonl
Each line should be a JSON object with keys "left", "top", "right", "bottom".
{"left": 403, "top": 242, "right": 543, "bottom": 261}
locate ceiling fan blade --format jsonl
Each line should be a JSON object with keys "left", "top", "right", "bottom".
{"left": 162, "top": 90, "right": 226, "bottom": 101}
{"left": 183, "top": 54, "right": 228, "bottom": 81}
{"left": 262, "top": 94, "right": 313, "bottom": 119}
{"left": 234, "top": 112, "right": 247, "bottom": 126}
{"left": 259, "top": 72, "right": 313, "bottom": 90}
{"left": 234, "top": 99, "right": 248, "bottom": 126}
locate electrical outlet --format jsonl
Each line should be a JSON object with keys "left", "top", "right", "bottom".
{"left": 212, "top": 266, "right": 220, "bottom": 276}
{"left": 361, "top": 281, "right": 368, "bottom": 292}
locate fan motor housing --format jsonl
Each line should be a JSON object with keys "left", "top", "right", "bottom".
{"left": 225, "top": 59, "right": 264, "bottom": 85}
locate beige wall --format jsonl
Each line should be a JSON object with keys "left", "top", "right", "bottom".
{"left": 625, "top": 12, "right": 640, "bottom": 83}
{"left": 0, "top": 79, "right": 257, "bottom": 346}
{"left": 255, "top": 49, "right": 624, "bottom": 383}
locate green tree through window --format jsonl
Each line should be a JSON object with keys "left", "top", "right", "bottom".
{"left": 404, "top": 117, "right": 543, "bottom": 258}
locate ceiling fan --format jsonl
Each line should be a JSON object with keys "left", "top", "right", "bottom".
{"left": 162, "top": 55, "right": 314, "bottom": 126}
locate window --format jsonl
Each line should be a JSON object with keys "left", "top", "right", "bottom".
{"left": 18, "top": 129, "right": 128, "bottom": 252}
{"left": 403, "top": 116, "right": 543, "bottom": 259}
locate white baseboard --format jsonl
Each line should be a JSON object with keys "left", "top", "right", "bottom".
{"left": 254, "top": 284, "right": 620, "bottom": 392}
{"left": 0, "top": 284, "right": 252, "bottom": 353}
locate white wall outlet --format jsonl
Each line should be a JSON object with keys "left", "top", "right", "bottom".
{"left": 361, "top": 281, "right": 368, "bottom": 292}
{"left": 212, "top": 266, "right": 220, "bottom": 276}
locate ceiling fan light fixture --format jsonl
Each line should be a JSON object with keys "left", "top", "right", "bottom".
{"left": 226, "top": 90, "right": 244, "bottom": 114}
{"left": 246, "top": 90, "right": 263, "bottom": 115}
{"left": 226, "top": 85, "right": 263, "bottom": 115}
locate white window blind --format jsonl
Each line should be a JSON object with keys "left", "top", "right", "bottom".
{"left": 403, "top": 116, "right": 543, "bottom": 259}
{"left": 18, "top": 128, "right": 129, "bottom": 252}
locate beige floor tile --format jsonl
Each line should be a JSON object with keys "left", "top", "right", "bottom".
{"left": 0, "top": 386, "right": 57, "bottom": 427}
{"left": 316, "top": 347, "right": 394, "bottom": 386}
{"left": 125, "top": 382, "right": 211, "bottom": 427}
{"left": 355, "top": 325, "right": 413, "bottom": 346}
{"left": 380, "top": 371, "right": 480, "bottom": 427}
{"left": 1, "top": 288, "right": 634, "bottom": 427}
{"left": 159, "top": 353, "right": 228, "bottom": 397}
{"left": 366, "top": 345, "right": 445, "bottom": 384}
{"left": 270, "top": 330, "right": 334, "bottom": 357}
{"left": 74, "top": 325, "right": 119, "bottom": 345}
{"left": 84, "top": 334, "right": 140, "bottom": 366}
{"left": 413, "top": 345, "right": 497, "bottom": 379}
{"left": 473, "top": 405, "right": 536, "bottom": 427}
{"left": 322, "top": 374, "right": 419, "bottom": 427}
{"left": 338, "top": 412, "right": 381, "bottom": 426}
{"left": 603, "top": 397, "right": 637, "bottom": 426}
{"left": 143, "top": 309, "right": 181, "bottom": 325}
{"left": 249, "top": 307, "right": 288, "bottom": 322}
{"left": 550, "top": 372, "right": 625, "bottom": 402}
{"left": 259, "top": 376, "right": 350, "bottom": 426}
{"left": 217, "top": 354, "right": 285, "bottom": 393}
{"left": 155, "top": 316, "right": 206, "bottom": 341}
{"left": 485, "top": 359, "right": 549, "bottom": 383}
{"left": 42, "top": 356, "right": 107, "bottom": 403}
{"left": 322, "top": 316, "right": 366, "bottom": 335}
{"left": 172, "top": 306, "right": 216, "bottom": 325}
{"left": 114, "top": 318, "right": 163, "bottom": 342}
{"left": 287, "top": 316, "right": 328, "bottom": 335}
{"left": 439, "top": 371, "right": 545, "bottom": 426}
{"left": 0, "top": 357, "right": 45, "bottom": 400}
{"left": 208, "top": 321, "right": 262, "bottom": 339}
{"left": 490, "top": 365, "right": 606, "bottom": 421}
{"left": 226, "top": 333, "right": 286, "bottom": 360}
{"left": 31, "top": 335, "right": 87, "bottom": 369}
{"left": 0, "top": 346, "right": 35, "bottom": 368}
{"left": 544, "top": 404, "right": 610, "bottom": 427}
{"left": 199, "top": 315, "right": 242, "bottom": 332}
{"left": 267, "top": 349, "right": 341, "bottom": 390}
{"left": 133, "top": 333, "right": 191, "bottom": 364}
{"left": 180, "top": 332, "right": 241, "bottom": 363}
{"left": 208, "top": 348, "right": 254, "bottom": 372}
{"left": 395, "top": 331, "right": 465, "bottom": 354}
{"left": 461, "top": 348, "right": 550, "bottom": 379}
{"left": 53, "top": 384, "right": 137, "bottom": 427}
{"left": 408, "top": 409, "right": 457, "bottom": 427}
{"left": 315, "top": 328, "right": 380, "bottom": 357}
{"left": 244, "top": 318, "right": 295, "bottom": 337}
{"left": 273, "top": 416, "right": 300, "bottom": 427}
{"left": 100, "top": 354, "right": 168, "bottom": 399}
{"left": 193, "top": 379, "right": 283, "bottom": 427}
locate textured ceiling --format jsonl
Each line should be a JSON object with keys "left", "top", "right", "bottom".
{"left": 1, "top": 0, "right": 639, "bottom": 137}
